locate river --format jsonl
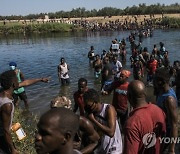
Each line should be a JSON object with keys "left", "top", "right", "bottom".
{"left": 0, "top": 29, "right": 180, "bottom": 114}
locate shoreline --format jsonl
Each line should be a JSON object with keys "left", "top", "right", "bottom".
{"left": 0, "top": 13, "right": 180, "bottom": 35}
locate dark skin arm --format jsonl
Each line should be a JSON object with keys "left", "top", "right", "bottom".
{"left": 88, "top": 105, "right": 116, "bottom": 137}
{"left": 79, "top": 116, "right": 100, "bottom": 154}
{"left": 57, "top": 65, "right": 61, "bottom": 75}
{"left": 20, "top": 72, "right": 25, "bottom": 81}
{"left": 73, "top": 94, "right": 78, "bottom": 113}
{"left": 19, "top": 77, "right": 49, "bottom": 87}
{"left": 165, "top": 96, "right": 178, "bottom": 153}
{"left": 1, "top": 103, "right": 18, "bottom": 154}
{"left": 73, "top": 103, "right": 78, "bottom": 113}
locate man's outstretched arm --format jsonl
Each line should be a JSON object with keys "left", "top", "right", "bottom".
{"left": 19, "top": 77, "right": 49, "bottom": 87}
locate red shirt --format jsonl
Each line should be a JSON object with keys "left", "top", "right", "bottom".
{"left": 73, "top": 91, "right": 85, "bottom": 116}
{"left": 147, "top": 60, "right": 158, "bottom": 75}
{"left": 123, "top": 104, "right": 166, "bottom": 154}
{"left": 111, "top": 81, "right": 129, "bottom": 112}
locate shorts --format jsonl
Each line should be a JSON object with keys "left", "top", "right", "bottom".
{"left": 147, "top": 74, "right": 154, "bottom": 82}
{"left": 101, "top": 80, "right": 113, "bottom": 92}
{"left": 94, "top": 71, "right": 101, "bottom": 79}
{"left": 13, "top": 91, "right": 27, "bottom": 103}
{"left": 61, "top": 78, "right": 70, "bottom": 85}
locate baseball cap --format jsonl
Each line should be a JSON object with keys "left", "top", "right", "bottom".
{"left": 9, "top": 62, "right": 17, "bottom": 67}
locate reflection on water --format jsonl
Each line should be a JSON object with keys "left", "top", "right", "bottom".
{"left": 0, "top": 30, "right": 180, "bottom": 114}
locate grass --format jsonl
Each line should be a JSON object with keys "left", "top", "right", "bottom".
{"left": 0, "top": 22, "right": 75, "bottom": 34}
{"left": 12, "top": 109, "right": 38, "bottom": 154}
{"left": 161, "top": 17, "right": 180, "bottom": 28}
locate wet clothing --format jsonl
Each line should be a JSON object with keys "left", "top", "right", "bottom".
{"left": 74, "top": 91, "right": 85, "bottom": 116}
{"left": 94, "top": 104, "right": 122, "bottom": 154}
{"left": 93, "top": 60, "right": 102, "bottom": 79}
{"left": 88, "top": 51, "right": 95, "bottom": 61}
{"left": 101, "top": 80, "right": 113, "bottom": 92}
{"left": 94, "top": 71, "right": 101, "bottom": 79}
{"left": 160, "top": 46, "right": 166, "bottom": 55}
{"left": 61, "top": 78, "right": 70, "bottom": 85}
{"left": 58, "top": 62, "right": 70, "bottom": 85}
{"left": 13, "top": 69, "right": 28, "bottom": 105}
{"left": 124, "top": 104, "right": 166, "bottom": 154}
{"left": 59, "top": 63, "right": 69, "bottom": 79}
{"left": 13, "top": 91, "right": 27, "bottom": 104}
{"left": 112, "top": 60, "right": 122, "bottom": 78}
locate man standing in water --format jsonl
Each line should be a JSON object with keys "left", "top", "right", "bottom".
{"left": 102, "top": 70, "right": 131, "bottom": 129}
{"left": 0, "top": 70, "right": 49, "bottom": 154}
{"left": 101, "top": 57, "right": 113, "bottom": 93}
{"left": 58, "top": 57, "right": 70, "bottom": 86}
{"left": 88, "top": 46, "right": 95, "bottom": 64}
{"left": 9, "top": 62, "right": 29, "bottom": 109}
{"left": 93, "top": 54, "right": 102, "bottom": 79}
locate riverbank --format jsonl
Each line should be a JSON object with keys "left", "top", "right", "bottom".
{"left": 0, "top": 13, "right": 180, "bottom": 35}
{"left": 69, "top": 13, "right": 180, "bottom": 24}
{"left": 0, "top": 23, "right": 79, "bottom": 35}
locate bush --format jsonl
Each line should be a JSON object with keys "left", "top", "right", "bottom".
{"left": 161, "top": 17, "right": 180, "bottom": 28}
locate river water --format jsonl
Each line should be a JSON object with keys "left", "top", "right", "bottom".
{"left": 0, "top": 29, "right": 180, "bottom": 114}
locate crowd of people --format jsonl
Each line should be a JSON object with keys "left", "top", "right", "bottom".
{"left": 72, "top": 15, "right": 159, "bottom": 32}
{"left": 0, "top": 30, "right": 179, "bottom": 154}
